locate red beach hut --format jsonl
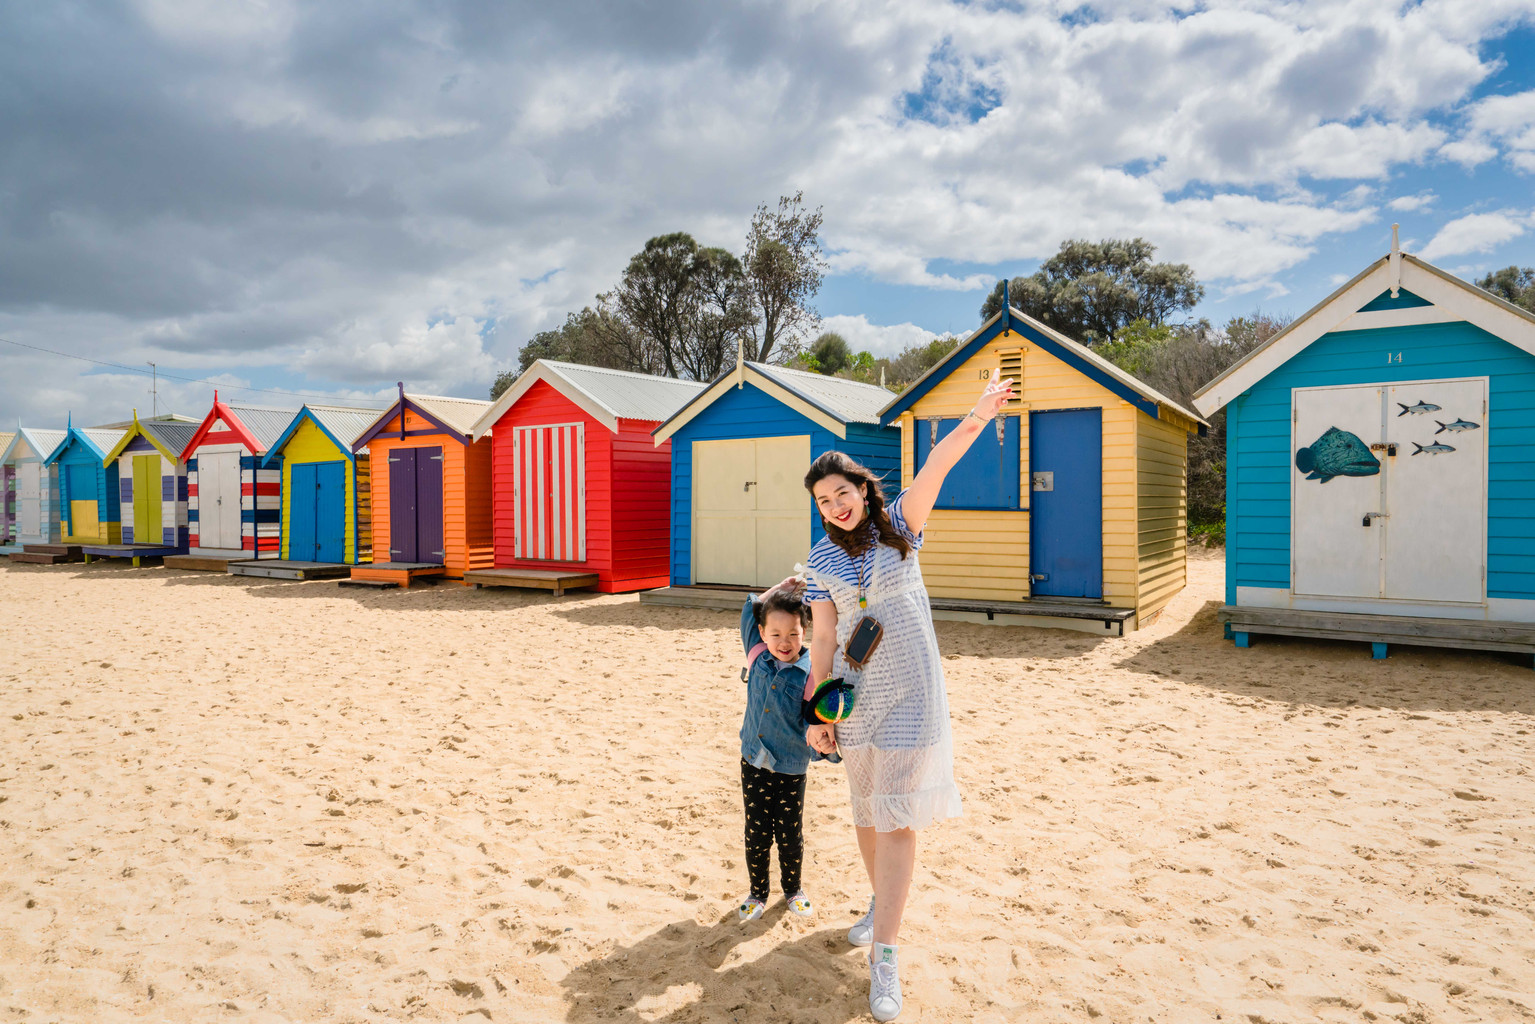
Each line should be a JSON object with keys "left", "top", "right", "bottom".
{"left": 466, "top": 360, "right": 705, "bottom": 594}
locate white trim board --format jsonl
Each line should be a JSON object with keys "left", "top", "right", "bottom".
{"left": 1234, "top": 586, "right": 1535, "bottom": 623}
{"left": 1194, "top": 252, "right": 1535, "bottom": 417}
{"left": 653, "top": 366, "right": 847, "bottom": 445}
{"left": 472, "top": 362, "right": 620, "bottom": 439}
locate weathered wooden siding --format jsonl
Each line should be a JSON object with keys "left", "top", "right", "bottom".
{"left": 1135, "top": 413, "right": 1189, "bottom": 622}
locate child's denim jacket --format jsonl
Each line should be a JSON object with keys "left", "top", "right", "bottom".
{"left": 739, "top": 597, "right": 839, "bottom": 774}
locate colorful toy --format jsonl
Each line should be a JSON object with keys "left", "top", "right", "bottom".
{"left": 802, "top": 678, "right": 856, "bottom": 724}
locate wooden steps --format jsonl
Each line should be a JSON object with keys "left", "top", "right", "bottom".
{"left": 337, "top": 578, "right": 400, "bottom": 590}
{"left": 347, "top": 562, "right": 446, "bottom": 590}
{"left": 164, "top": 555, "right": 232, "bottom": 572}
{"left": 1222, "top": 605, "right": 1535, "bottom": 664}
{"left": 9, "top": 551, "right": 72, "bottom": 565}
{"left": 82, "top": 544, "right": 178, "bottom": 567}
{"left": 465, "top": 568, "right": 599, "bottom": 596}
{"left": 229, "top": 560, "right": 353, "bottom": 581}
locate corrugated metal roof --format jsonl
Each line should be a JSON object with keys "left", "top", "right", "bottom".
{"left": 411, "top": 394, "right": 492, "bottom": 435}
{"left": 542, "top": 361, "right": 707, "bottom": 422}
{"left": 62, "top": 428, "right": 126, "bottom": 459}
{"left": 141, "top": 421, "right": 198, "bottom": 455}
{"left": 750, "top": 363, "right": 894, "bottom": 424}
{"left": 8, "top": 428, "right": 66, "bottom": 462}
{"left": 0, "top": 433, "right": 12, "bottom": 459}
{"left": 307, "top": 405, "right": 387, "bottom": 448}
{"left": 224, "top": 404, "right": 302, "bottom": 452}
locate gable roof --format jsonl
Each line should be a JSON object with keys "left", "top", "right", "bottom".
{"left": 652, "top": 361, "right": 898, "bottom": 444}
{"left": 352, "top": 390, "right": 493, "bottom": 451}
{"left": 261, "top": 404, "right": 384, "bottom": 467}
{"left": 471, "top": 360, "right": 707, "bottom": 439}
{"left": 44, "top": 426, "right": 125, "bottom": 465}
{"left": 879, "top": 306, "right": 1207, "bottom": 430}
{"left": 1, "top": 428, "right": 67, "bottom": 466}
{"left": 101, "top": 412, "right": 200, "bottom": 464}
{"left": 0, "top": 433, "right": 12, "bottom": 461}
{"left": 1192, "top": 248, "right": 1535, "bottom": 416}
{"left": 179, "top": 395, "right": 302, "bottom": 459}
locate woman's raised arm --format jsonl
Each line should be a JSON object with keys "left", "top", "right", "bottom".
{"left": 901, "top": 376, "right": 1016, "bottom": 538}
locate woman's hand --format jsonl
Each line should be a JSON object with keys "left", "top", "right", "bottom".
{"left": 970, "top": 376, "right": 1016, "bottom": 422}
{"left": 805, "top": 723, "right": 837, "bottom": 754}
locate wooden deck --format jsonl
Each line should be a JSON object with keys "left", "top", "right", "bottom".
{"left": 229, "top": 560, "right": 354, "bottom": 581}
{"left": 82, "top": 543, "right": 180, "bottom": 566}
{"left": 346, "top": 562, "right": 445, "bottom": 590}
{"left": 465, "top": 568, "right": 599, "bottom": 596}
{"left": 1221, "top": 605, "right": 1535, "bottom": 664}
{"left": 639, "top": 585, "right": 1139, "bottom": 635}
{"left": 163, "top": 555, "right": 233, "bottom": 572}
{"left": 8, "top": 543, "right": 84, "bottom": 565}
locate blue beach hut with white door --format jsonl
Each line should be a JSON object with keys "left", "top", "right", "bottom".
{"left": 650, "top": 360, "right": 900, "bottom": 590}
{"left": 1194, "top": 228, "right": 1535, "bottom": 663}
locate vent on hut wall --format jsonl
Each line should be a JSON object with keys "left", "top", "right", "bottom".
{"left": 998, "top": 348, "right": 1024, "bottom": 406}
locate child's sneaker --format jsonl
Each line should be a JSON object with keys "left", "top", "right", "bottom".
{"left": 869, "top": 947, "right": 902, "bottom": 1021}
{"left": 787, "top": 891, "right": 814, "bottom": 917}
{"left": 847, "top": 895, "right": 875, "bottom": 946}
{"left": 737, "top": 897, "right": 765, "bottom": 922}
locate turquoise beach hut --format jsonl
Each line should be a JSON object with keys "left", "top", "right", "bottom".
{"left": 651, "top": 360, "right": 899, "bottom": 589}
{"left": 43, "top": 420, "right": 126, "bottom": 546}
{"left": 1194, "top": 229, "right": 1535, "bottom": 663}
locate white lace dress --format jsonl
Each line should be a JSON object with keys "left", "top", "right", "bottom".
{"left": 803, "top": 491, "right": 963, "bottom": 832}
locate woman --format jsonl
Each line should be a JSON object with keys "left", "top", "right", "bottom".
{"left": 801, "top": 375, "right": 1015, "bottom": 1022}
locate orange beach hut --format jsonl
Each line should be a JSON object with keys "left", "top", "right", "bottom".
{"left": 347, "top": 386, "right": 493, "bottom": 588}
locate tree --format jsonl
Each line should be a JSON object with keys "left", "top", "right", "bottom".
{"left": 607, "top": 232, "right": 702, "bottom": 378}
{"left": 682, "top": 247, "right": 757, "bottom": 380}
{"left": 491, "top": 305, "right": 655, "bottom": 399}
{"left": 1476, "top": 265, "right": 1535, "bottom": 313}
{"left": 744, "top": 191, "right": 827, "bottom": 364}
{"left": 884, "top": 335, "right": 961, "bottom": 390}
{"left": 981, "top": 238, "right": 1204, "bottom": 344}
{"left": 809, "top": 332, "right": 851, "bottom": 375}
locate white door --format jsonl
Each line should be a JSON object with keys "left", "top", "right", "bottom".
{"left": 199, "top": 451, "right": 243, "bottom": 550}
{"left": 1292, "top": 384, "right": 1385, "bottom": 599}
{"left": 17, "top": 462, "right": 41, "bottom": 538}
{"left": 1292, "top": 379, "right": 1486, "bottom": 604}
{"left": 694, "top": 435, "right": 811, "bottom": 587}
{"left": 1383, "top": 379, "right": 1486, "bottom": 603}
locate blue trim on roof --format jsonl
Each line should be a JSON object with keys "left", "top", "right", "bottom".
{"left": 42, "top": 427, "right": 109, "bottom": 466}
{"left": 1358, "top": 288, "right": 1433, "bottom": 312}
{"left": 880, "top": 310, "right": 1159, "bottom": 425}
{"left": 262, "top": 407, "right": 357, "bottom": 469}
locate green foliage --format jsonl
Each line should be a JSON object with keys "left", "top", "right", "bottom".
{"left": 744, "top": 191, "right": 827, "bottom": 364}
{"left": 981, "top": 238, "right": 1204, "bottom": 344}
{"left": 1476, "top": 265, "right": 1535, "bottom": 312}
{"left": 491, "top": 305, "right": 651, "bottom": 398}
{"left": 810, "top": 332, "right": 851, "bottom": 375}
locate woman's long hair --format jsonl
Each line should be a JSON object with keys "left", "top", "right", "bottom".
{"left": 803, "top": 451, "right": 911, "bottom": 560}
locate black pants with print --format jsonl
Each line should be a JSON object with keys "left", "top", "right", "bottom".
{"left": 741, "top": 759, "right": 807, "bottom": 902}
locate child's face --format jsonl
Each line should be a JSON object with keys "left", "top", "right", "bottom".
{"left": 813, "top": 473, "right": 866, "bottom": 531}
{"left": 761, "top": 609, "right": 805, "bottom": 663}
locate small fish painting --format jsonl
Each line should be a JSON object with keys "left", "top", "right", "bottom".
{"left": 1397, "top": 399, "right": 1442, "bottom": 416}
{"left": 1434, "top": 418, "right": 1480, "bottom": 434}
{"left": 1412, "top": 441, "right": 1456, "bottom": 455}
{"left": 1295, "top": 426, "right": 1381, "bottom": 482}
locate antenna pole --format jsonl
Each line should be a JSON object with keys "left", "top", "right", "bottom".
{"left": 147, "top": 362, "right": 158, "bottom": 417}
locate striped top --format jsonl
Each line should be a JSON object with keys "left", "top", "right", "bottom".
{"left": 803, "top": 489, "right": 923, "bottom": 603}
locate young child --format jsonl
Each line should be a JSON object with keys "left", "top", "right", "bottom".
{"left": 735, "top": 575, "right": 839, "bottom": 923}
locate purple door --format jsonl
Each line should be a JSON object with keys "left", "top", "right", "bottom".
{"left": 387, "top": 446, "right": 445, "bottom": 563}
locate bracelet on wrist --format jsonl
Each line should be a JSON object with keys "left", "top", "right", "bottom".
{"left": 965, "top": 410, "right": 986, "bottom": 423}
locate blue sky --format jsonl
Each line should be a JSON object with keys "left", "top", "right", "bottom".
{"left": 2, "top": 1, "right": 1535, "bottom": 420}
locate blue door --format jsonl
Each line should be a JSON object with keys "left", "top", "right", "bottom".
{"left": 314, "top": 462, "right": 346, "bottom": 563}
{"left": 290, "top": 461, "right": 347, "bottom": 562}
{"left": 1029, "top": 408, "right": 1102, "bottom": 599}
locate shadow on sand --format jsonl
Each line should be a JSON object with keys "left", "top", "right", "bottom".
{"left": 560, "top": 908, "right": 867, "bottom": 1024}
{"left": 1117, "top": 598, "right": 1535, "bottom": 715}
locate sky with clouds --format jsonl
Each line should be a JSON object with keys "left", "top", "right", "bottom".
{"left": 3, "top": 0, "right": 1535, "bottom": 423}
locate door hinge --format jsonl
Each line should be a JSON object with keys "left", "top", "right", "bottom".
{"left": 1030, "top": 573, "right": 1049, "bottom": 582}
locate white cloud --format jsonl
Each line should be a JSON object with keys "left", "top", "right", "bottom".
{"left": 1442, "top": 87, "right": 1535, "bottom": 169}
{"left": 1387, "top": 191, "right": 1437, "bottom": 211}
{"left": 1418, "top": 211, "right": 1531, "bottom": 261}
{"left": 819, "top": 315, "right": 939, "bottom": 358}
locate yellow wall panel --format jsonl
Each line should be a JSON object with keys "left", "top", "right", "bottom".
{"left": 277, "top": 417, "right": 358, "bottom": 563}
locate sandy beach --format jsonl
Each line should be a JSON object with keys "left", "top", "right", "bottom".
{"left": 1, "top": 552, "right": 1532, "bottom": 1023}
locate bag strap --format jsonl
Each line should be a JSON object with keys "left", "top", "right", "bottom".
{"left": 742, "top": 641, "right": 769, "bottom": 680}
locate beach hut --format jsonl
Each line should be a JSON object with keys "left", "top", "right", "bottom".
{"left": 82, "top": 412, "right": 199, "bottom": 565}
{"left": 0, "top": 428, "right": 66, "bottom": 556}
{"left": 1193, "top": 229, "right": 1535, "bottom": 663}
{"left": 237, "top": 404, "right": 381, "bottom": 579}
{"left": 347, "top": 387, "right": 493, "bottom": 588}
{"left": 42, "top": 420, "right": 126, "bottom": 546}
{"left": 877, "top": 297, "right": 1207, "bottom": 634}
{"left": 175, "top": 394, "right": 297, "bottom": 568}
{"left": 0, "top": 432, "right": 12, "bottom": 548}
{"left": 466, "top": 360, "right": 706, "bottom": 594}
{"left": 650, "top": 360, "right": 900, "bottom": 590}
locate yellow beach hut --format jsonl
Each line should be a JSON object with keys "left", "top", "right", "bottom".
{"left": 231, "top": 404, "right": 381, "bottom": 579}
{"left": 878, "top": 299, "right": 1207, "bottom": 633}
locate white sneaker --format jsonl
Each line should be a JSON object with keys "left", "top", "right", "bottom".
{"left": 737, "top": 897, "right": 765, "bottom": 923}
{"left": 847, "top": 895, "right": 875, "bottom": 946}
{"left": 869, "top": 957, "right": 902, "bottom": 1021}
{"left": 787, "top": 891, "right": 814, "bottom": 917}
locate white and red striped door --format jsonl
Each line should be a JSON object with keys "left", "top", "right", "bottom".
{"left": 512, "top": 423, "right": 586, "bottom": 562}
